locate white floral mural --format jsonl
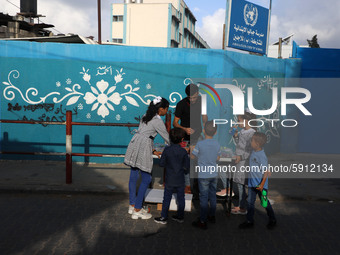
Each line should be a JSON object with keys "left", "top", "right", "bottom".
{"left": 2, "top": 66, "right": 184, "bottom": 120}
{"left": 84, "top": 79, "right": 122, "bottom": 118}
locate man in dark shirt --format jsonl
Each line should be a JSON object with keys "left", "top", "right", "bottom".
{"left": 173, "top": 84, "right": 207, "bottom": 144}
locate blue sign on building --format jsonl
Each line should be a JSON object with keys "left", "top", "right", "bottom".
{"left": 226, "top": 0, "right": 269, "bottom": 55}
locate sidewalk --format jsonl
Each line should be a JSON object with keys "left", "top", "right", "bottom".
{"left": 0, "top": 153, "right": 339, "bottom": 201}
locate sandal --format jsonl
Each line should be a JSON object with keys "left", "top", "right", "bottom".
{"left": 231, "top": 207, "right": 240, "bottom": 214}
{"left": 238, "top": 209, "right": 247, "bottom": 215}
{"left": 231, "top": 207, "right": 247, "bottom": 215}
{"left": 216, "top": 189, "right": 227, "bottom": 196}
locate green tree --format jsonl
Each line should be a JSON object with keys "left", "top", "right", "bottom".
{"left": 307, "top": 35, "right": 320, "bottom": 48}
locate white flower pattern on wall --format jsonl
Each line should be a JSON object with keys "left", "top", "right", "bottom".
{"left": 2, "top": 67, "right": 183, "bottom": 120}
{"left": 114, "top": 68, "right": 125, "bottom": 85}
{"left": 80, "top": 67, "right": 91, "bottom": 85}
{"left": 84, "top": 80, "right": 122, "bottom": 118}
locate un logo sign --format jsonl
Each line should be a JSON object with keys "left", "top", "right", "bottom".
{"left": 244, "top": 4, "right": 258, "bottom": 27}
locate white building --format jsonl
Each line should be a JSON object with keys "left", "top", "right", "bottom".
{"left": 268, "top": 34, "right": 294, "bottom": 59}
{"left": 111, "top": 0, "right": 209, "bottom": 48}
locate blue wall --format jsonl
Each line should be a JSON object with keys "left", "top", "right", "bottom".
{"left": 0, "top": 41, "right": 301, "bottom": 162}
{"left": 293, "top": 45, "right": 340, "bottom": 154}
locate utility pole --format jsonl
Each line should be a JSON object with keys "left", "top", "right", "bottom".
{"left": 278, "top": 37, "right": 282, "bottom": 59}
{"left": 97, "top": 0, "right": 102, "bottom": 44}
{"left": 265, "top": 0, "right": 272, "bottom": 55}
{"left": 224, "top": 0, "right": 232, "bottom": 50}
{"left": 222, "top": 24, "right": 226, "bottom": 49}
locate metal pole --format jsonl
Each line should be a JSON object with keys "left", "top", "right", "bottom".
{"left": 227, "top": 176, "right": 233, "bottom": 216}
{"left": 224, "top": 0, "right": 232, "bottom": 50}
{"left": 165, "top": 112, "right": 171, "bottom": 133}
{"left": 222, "top": 24, "right": 226, "bottom": 49}
{"left": 265, "top": 0, "right": 272, "bottom": 56}
{"left": 278, "top": 37, "right": 282, "bottom": 59}
{"left": 97, "top": 0, "right": 102, "bottom": 44}
{"left": 66, "top": 111, "right": 72, "bottom": 184}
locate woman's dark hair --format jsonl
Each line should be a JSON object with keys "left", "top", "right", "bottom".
{"left": 185, "top": 83, "right": 199, "bottom": 96}
{"left": 142, "top": 97, "right": 169, "bottom": 124}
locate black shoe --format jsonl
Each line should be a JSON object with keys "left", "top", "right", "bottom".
{"left": 192, "top": 218, "right": 207, "bottom": 230}
{"left": 208, "top": 216, "right": 216, "bottom": 224}
{"left": 172, "top": 215, "right": 184, "bottom": 223}
{"left": 267, "top": 220, "right": 277, "bottom": 230}
{"left": 154, "top": 217, "right": 167, "bottom": 224}
{"left": 239, "top": 221, "right": 254, "bottom": 229}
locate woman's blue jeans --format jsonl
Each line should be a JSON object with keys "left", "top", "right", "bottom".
{"left": 129, "top": 167, "right": 152, "bottom": 209}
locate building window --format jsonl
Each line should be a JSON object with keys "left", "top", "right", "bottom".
{"left": 113, "top": 15, "right": 123, "bottom": 22}
{"left": 112, "top": 38, "right": 123, "bottom": 43}
{"left": 171, "top": 40, "right": 179, "bottom": 48}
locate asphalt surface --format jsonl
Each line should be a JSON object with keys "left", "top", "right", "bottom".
{"left": 0, "top": 153, "right": 339, "bottom": 254}
{"left": 0, "top": 193, "right": 339, "bottom": 255}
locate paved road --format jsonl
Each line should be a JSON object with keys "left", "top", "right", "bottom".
{"left": 0, "top": 193, "right": 339, "bottom": 255}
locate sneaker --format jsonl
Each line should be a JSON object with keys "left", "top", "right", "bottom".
{"left": 239, "top": 221, "right": 254, "bottom": 229}
{"left": 192, "top": 218, "right": 207, "bottom": 230}
{"left": 131, "top": 208, "right": 152, "bottom": 220}
{"left": 154, "top": 217, "right": 167, "bottom": 224}
{"left": 267, "top": 220, "right": 277, "bottom": 230}
{"left": 128, "top": 205, "right": 134, "bottom": 215}
{"left": 142, "top": 205, "right": 151, "bottom": 213}
{"left": 171, "top": 215, "right": 184, "bottom": 223}
{"left": 208, "top": 216, "right": 216, "bottom": 224}
{"left": 184, "top": 185, "right": 192, "bottom": 194}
